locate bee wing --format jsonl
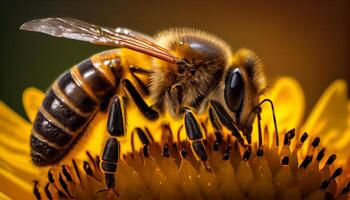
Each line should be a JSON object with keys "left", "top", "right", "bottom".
{"left": 20, "top": 18, "right": 178, "bottom": 63}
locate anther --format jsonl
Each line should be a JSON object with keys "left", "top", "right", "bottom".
{"left": 284, "top": 129, "right": 295, "bottom": 146}
{"left": 181, "top": 148, "right": 188, "bottom": 159}
{"left": 62, "top": 165, "right": 73, "bottom": 182}
{"left": 95, "top": 156, "right": 101, "bottom": 170}
{"left": 222, "top": 145, "right": 232, "bottom": 160}
{"left": 330, "top": 167, "right": 343, "bottom": 180}
{"left": 340, "top": 181, "right": 350, "bottom": 195}
{"left": 326, "top": 154, "right": 337, "bottom": 165}
{"left": 47, "top": 170, "right": 54, "bottom": 183}
{"left": 72, "top": 159, "right": 82, "bottom": 184}
{"left": 58, "top": 173, "right": 72, "bottom": 198}
{"left": 83, "top": 161, "right": 94, "bottom": 177}
{"left": 300, "top": 132, "right": 308, "bottom": 143}
{"left": 213, "top": 141, "right": 220, "bottom": 151}
{"left": 242, "top": 147, "right": 252, "bottom": 161}
{"left": 281, "top": 156, "right": 289, "bottom": 165}
{"left": 214, "top": 131, "right": 223, "bottom": 144}
{"left": 44, "top": 183, "right": 53, "bottom": 200}
{"left": 33, "top": 180, "right": 41, "bottom": 200}
{"left": 316, "top": 148, "right": 326, "bottom": 161}
{"left": 163, "top": 144, "right": 170, "bottom": 157}
{"left": 256, "top": 148, "right": 264, "bottom": 157}
{"left": 299, "top": 155, "right": 313, "bottom": 169}
{"left": 86, "top": 151, "right": 97, "bottom": 168}
{"left": 143, "top": 145, "right": 150, "bottom": 157}
{"left": 320, "top": 180, "right": 330, "bottom": 190}
{"left": 311, "top": 137, "right": 320, "bottom": 148}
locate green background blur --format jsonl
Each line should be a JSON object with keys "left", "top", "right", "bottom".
{"left": 0, "top": 0, "right": 349, "bottom": 120}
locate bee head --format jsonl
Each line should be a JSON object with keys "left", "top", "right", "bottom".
{"left": 223, "top": 49, "right": 268, "bottom": 132}
{"left": 224, "top": 67, "right": 245, "bottom": 118}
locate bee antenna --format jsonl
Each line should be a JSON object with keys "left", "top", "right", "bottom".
{"left": 254, "top": 106, "right": 263, "bottom": 149}
{"left": 256, "top": 99, "right": 279, "bottom": 147}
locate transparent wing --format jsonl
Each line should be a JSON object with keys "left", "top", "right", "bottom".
{"left": 20, "top": 18, "right": 178, "bottom": 63}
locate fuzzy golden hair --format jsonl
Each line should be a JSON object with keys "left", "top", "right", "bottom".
{"left": 154, "top": 28, "right": 232, "bottom": 61}
{"left": 231, "top": 48, "right": 268, "bottom": 95}
{"left": 149, "top": 28, "right": 232, "bottom": 116}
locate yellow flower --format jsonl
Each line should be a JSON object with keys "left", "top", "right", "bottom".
{"left": 0, "top": 77, "right": 349, "bottom": 200}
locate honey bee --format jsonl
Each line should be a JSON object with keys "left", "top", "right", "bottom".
{"left": 21, "top": 18, "right": 278, "bottom": 191}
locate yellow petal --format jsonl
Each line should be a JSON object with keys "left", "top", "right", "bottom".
{"left": 0, "top": 101, "right": 31, "bottom": 141}
{"left": 0, "top": 168, "right": 35, "bottom": 200}
{"left": 0, "top": 101, "right": 41, "bottom": 191}
{"left": 0, "top": 192, "right": 12, "bottom": 200}
{"left": 22, "top": 87, "right": 44, "bottom": 123}
{"left": 253, "top": 77, "right": 305, "bottom": 145}
{"left": 302, "top": 80, "right": 349, "bottom": 164}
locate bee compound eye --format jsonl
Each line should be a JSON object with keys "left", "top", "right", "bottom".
{"left": 224, "top": 68, "right": 244, "bottom": 112}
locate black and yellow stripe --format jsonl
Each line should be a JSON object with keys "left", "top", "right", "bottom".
{"left": 31, "top": 55, "right": 121, "bottom": 166}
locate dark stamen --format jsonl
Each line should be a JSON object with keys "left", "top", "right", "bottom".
{"left": 243, "top": 147, "right": 251, "bottom": 161}
{"left": 222, "top": 145, "right": 232, "bottom": 160}
{"left": 33, "top": 180, "right": 41, "bottom": 200}
{"left": 72, "top": 159, "right": 82, "bottom": 184}
{"left": 143, "top": 145, "right": 150, "bottom": 157}
{"left": 300, "top": 132, "right": 308, "bottom": 143}
{"left": 47, "top": 171, "right": 54, "bottom": 183}
{"left": 213, "top": 141, "right": 220, "bottom": 151}
{"left": 326, "top": 154, "right": 337, "bottom": 165}
{"left": 330, "top": 167, "right": 343, "bottom": 180}
{"left": 95, "top": 156, "right": 101, "bottom": 171}
{"left": 62, "top": 165, "right": 73, "bottom": 182}
{"left": 83, "top": 161, "right": 94, "bottom": 177}
{"left": 163, "top": 144, "right": 170, "bottom": 157}
{"left": 58, "top": 173, "right": 72, "bottom": 198}
{"left": 44, "top": 183, "right": 53, "bottom": 200}
{"left": 341, "top": 181, "right": 350, "bottom": 194}
{"left": 284, "top": 129, "right": 296, "bottom": 146}
{"left": 86, "top": 151, "right": 97, "bottom": 169}
{"left": 256, "top": 148, "right": 264, "bottom": 157}
{"left": 311, "top": 137, "right": 320, "bottom": 148}
{"left": 316, "top": 148, "right": 326, "bottom": 161}
{"left": 281, "top": 156, "right": 289, "bottom": 165}
{"left": 214, "top": 131, "right": 223, "bottom": 144}
{"left": 181, "top": 148, "right": 188, "bottom": 159}
{"left": 320, "top": 180, "right": 330, "bottom": 190}
{"left": 299, "top": 155, "right": 313, "bottom": 169}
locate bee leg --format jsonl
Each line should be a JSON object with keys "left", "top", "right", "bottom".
{"left": 129, "top": 65, "right": 153, "bottom": 75}
{"left": 100, "top": 92, "right": 115, "bottom": 112}
{"left": 164, "top": 84, "right": 183, "bottom": 117}
{"left": 131, "top": 127, "right": 151, "bottom": 153}
{"left": 208, "top": 107, "right": 223, "bottom": 144}
{"left": 122, "top": 79, "right": 159, "bottom": 120}
{"left": 99, "top": 95, "right": 126, "bottom": 193}
{"left": 130, "top": 68, "right": 150, "bottom": 96}
{"left": 209, "top": 100, "right": 245, "bottom": 145}
{"left": 183, "top": 108, "right": 211, "bottom": 171}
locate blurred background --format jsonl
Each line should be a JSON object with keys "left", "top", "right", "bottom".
{"left": 0, "top": 0, "right": 349, "bottom": 120}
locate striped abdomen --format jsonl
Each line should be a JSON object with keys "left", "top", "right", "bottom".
{"left": 31, "top": 57, "right": 120, "bottom": 166}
